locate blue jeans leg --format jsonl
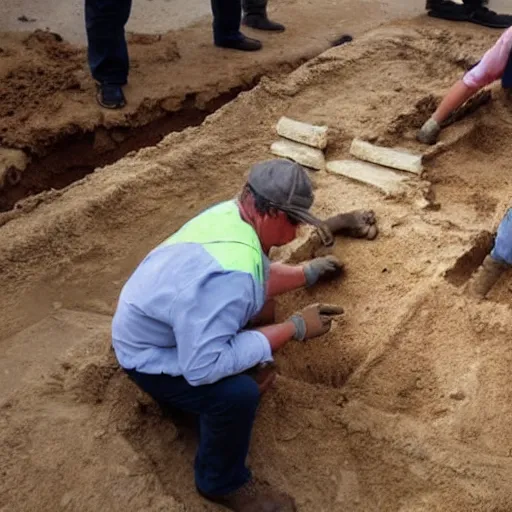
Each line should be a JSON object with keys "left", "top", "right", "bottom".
{"left": 85, "top": 0, "right": 132, "bottom": 85}
{"left": 210, "top": 0, "right": 243, "bottom": 44}
{"left": 125, "top": 370, "right": 260, "bottom": 496}
{"left": 491, "top": 208, "right": 512, "bottom": 265}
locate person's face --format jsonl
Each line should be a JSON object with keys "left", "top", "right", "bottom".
{"left": 259, "top": 209, "right": 300, "bottom": 253}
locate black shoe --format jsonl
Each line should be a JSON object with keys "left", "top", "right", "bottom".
{"left": 215, "top": 35, "right": 262, "bottom": 51}
{"left": 96, "top": 83, "right": 126, "bottom": 109}
{"left": 242, "top": 13, "right": 285, "bottom": 32}
{"left": 427, "top": 1, "right": 470, "bottom": 22}
{"left": 331, "top": 34, "right": 353, "bottom": 47}
{"left": 468, "top": 6, "right": 512, "bottom": 29}
{"left": 427, "top": 1, "right": 512, "bottom": 28}
{"left": 425, "top": 0, "right": 488, "bottom": 8}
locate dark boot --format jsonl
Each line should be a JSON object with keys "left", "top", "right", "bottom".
{"left": 242, "top": 0, "right": 285, "bottom": 31}
{"left": 427, "top": 0, "right": 512, "bottom": 28}
{"left": 426, "top": 1, "right": 471, "bottom": 22}
{"left": 215, "top": 34, "right": 262, "bottom": 51}
{"left": 243, "top": 13, "right": 285, "bottom": 31}
{"left": 199, "top": 478, "right": 296, "bottom": 511}
{"left": 468, "top": 6, "right": 512, "bottom": 29}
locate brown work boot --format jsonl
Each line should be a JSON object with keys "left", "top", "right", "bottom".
{"left": 199, "top": 478, "right": 296, "bottom": 511}
{"left": 468, "top": 255, "right": 510, "bottom": 298}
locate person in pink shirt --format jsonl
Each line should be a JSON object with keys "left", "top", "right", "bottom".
{"left": 417, "top": 26, "right": 512, "bottom": 144}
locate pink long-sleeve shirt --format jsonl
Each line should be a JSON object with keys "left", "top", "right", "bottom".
{"left": 463, "top": 27, "right": 512, "bottom": 89}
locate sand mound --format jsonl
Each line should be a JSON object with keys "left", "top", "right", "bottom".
{"left": 1, "top": 20, "right": 512, "bottom": 511}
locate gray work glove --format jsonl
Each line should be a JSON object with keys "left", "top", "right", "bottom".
{"left": 417, "top": 117, "right": 441, "bottom": 145}
{"left": 289, "top": 303, "right": 344, "bottom": 341}
{"left": 303, "top": 256, "right": 344, "bottom": 287}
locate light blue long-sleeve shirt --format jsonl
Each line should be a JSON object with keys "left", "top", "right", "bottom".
{"left": 112, "top": 204, "right": 273, "bottom": 386}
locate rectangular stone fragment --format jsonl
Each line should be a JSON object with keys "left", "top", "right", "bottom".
{"left": 350, "top": 139, "right": 423, "bottom": 175}
{"left": 270, "top": 138, "right": 325, "bottom": 171}
{"left": 276, "top": 116, "right": 328, "bottom": 149}
{"left": 326, "top": 159, "right": 409, "bottom": 196}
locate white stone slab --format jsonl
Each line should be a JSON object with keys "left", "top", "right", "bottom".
{"left": 271, "top": 138, "right": 325, "bottom": 171}
{"left": 350, "top": 139, "right": 423, "bottom": 175}
{"left": 326, "top": 159, "right": 409, "bottom": 195}
{"left": 276, "top": 116, "right": 328, "bottom": 149}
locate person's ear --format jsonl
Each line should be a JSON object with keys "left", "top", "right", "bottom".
{"left": 268, "top": 207, "right": 281, "bottom": 219}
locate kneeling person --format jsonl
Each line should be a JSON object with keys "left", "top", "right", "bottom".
{"left": 112, "top": 159, "right": 375, "bottom": 511}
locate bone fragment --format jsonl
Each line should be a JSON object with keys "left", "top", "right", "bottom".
{"left": 350, "top": 139, "right": 423, "bottom": 175}
{"left": 276, "top": 116, "right": 328, "bottom": 149}
{"left": 326, "top": 159, "right": 409, "bottom": 196}
{"left": 271, "top": 139, "right": 325, "bottom": 171}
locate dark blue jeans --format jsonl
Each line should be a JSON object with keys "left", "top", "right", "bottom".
{"left": 211, "top": 0, "right": 268, "bottom": 43}
{"left": 126, "top": 369, "right": 260, "bottom": 496}
{"left": 211, "top": 0, "right": 243, "bottom": 44}
{"left": 85, "top": 0, "right": 132, "bottom": 85}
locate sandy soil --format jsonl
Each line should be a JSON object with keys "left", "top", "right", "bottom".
{"left": 0, "top": 0, "right": 432, "bottom": 213}
{"left": 2, "top": 6, "right": 512, "bottom": 512}
{"left": 0, "top": 0, "right": 427, "bottom": 149}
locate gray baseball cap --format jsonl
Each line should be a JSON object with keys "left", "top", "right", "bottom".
{"left": 246, "top": 159, "right": 334, "bottom": 246}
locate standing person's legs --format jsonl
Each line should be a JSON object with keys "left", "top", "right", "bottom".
{"left": 210, "top": 0, "right": 262, "bottom": 51}
{"left": 426, "top": 0, "right": 512, "bottom": 28}
{"left": 85, "top": 0, "right": 132, "bottom": 108}
{"left": 242, "top": 0, "right": 285, "bottom": 32}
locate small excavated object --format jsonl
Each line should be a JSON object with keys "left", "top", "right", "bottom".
{"left": 276, "top": 116, "right": 329, "bottom": 149}
{"left": 271, "top": 139, "right": 325, "bottom": 171}
{"left": 349, "top": 139, "right": 423, "bottom": 175}
{"left": 326, "top": 160, "right": 409, "bottom": 196}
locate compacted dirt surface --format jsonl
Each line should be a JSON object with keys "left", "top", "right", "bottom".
{"left": 0, "top": 0, "right": 426, "bottom": 212}
{"left": 2, "top": 9, "right": 512, "bottom": 512}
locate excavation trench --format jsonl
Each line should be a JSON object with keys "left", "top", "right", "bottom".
{"left": 0, "top": 84, "right": 257, "bottom": 213}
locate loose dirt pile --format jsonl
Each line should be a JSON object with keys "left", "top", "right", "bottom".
{"left": 1, "top": 19, "right": 512, "bottom": 512}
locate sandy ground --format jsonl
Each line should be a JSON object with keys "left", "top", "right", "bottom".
{"left": 0, "top": 0, "right": 432, "bottom": 214}
{"left": 0, "top": 0, "right": 426, "bottom": 148}
{"left": 2, "top": 2, "right": 512, "bottom": 512}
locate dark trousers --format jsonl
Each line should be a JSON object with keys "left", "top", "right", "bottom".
{"left": 211, "top": 0, "right": 268, "bottom": 44}
{"left": 126, "top": 369, "right": 260, "bottom": 496}
{"left": 85, "top": 0, "right": 132, "bottom": 85}
{"left": 243, "top": 0, "right": 268, "bottom": 16}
